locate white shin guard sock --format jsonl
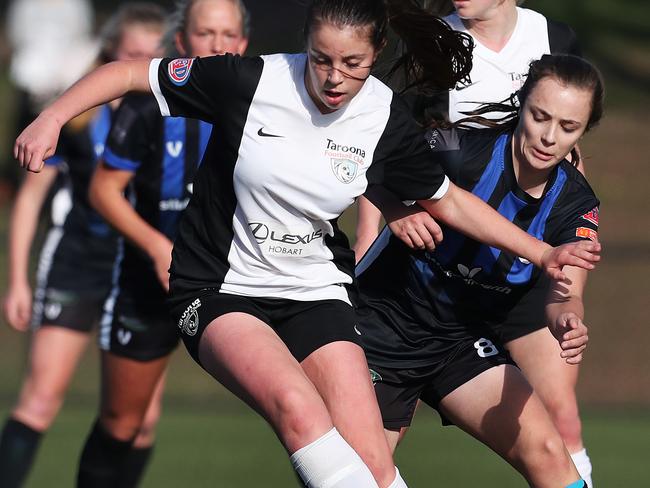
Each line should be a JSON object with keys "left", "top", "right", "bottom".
{"left": 570, "top": 448, "right": 593, "bottom": 488}
{"left": 290, "top": 428, "right": 379, "bottom": 488}
{"left": 387, "top": 467, "right": 408, "bottom": 488}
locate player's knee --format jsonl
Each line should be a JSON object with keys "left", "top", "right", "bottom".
{"left": 100, "top": 410, "right": 145, "bottom": 443}
{"left": 546, "top": 402, "right": 583, "bottom": 447}
{"left": 272, "top": 386, "right": 331, "bottom": 446}
{"left": 15, "top": 387, "right": 65, "bottom": 428}
{"left": 530, "top": 434, "right": 574, "bottom": 474}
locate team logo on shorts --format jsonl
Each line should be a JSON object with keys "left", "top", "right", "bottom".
{"left": 331, "top": 158, "right": 358, "bottom": 184}
{"left": 44, "top": 302, "right": 62, "bottom": 321}
{"left": 168, "top": 58, "right": 195, "bottom": 86}
{"left": 369, "top": 368, "right": 382, "bottom": 385}
{"left": 178, "top": 298, "right": 201, "bottom": 336}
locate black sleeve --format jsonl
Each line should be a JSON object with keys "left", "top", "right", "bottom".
{"left": 549, "top": 175, "right": 600, "bottom": 246}
{"left": 547, "top": 20, "right": 582, "bottom": 57}
{"left": 103, "top": 95, "right": 159, "bottom": 172}
{"left": 425, "top": 127, "right": 505, "bottom": 189}
{"left": 152, "top": 54, "right": 264, "bottom": 123}
{"left": 366, "top": 97, "right": 448, "bottom": 201}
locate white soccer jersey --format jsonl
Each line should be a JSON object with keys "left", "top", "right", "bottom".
{"left": 445, "top": 7, "right": 580, "bottom": 122}
{"left": 150, "top": 53, "right": 449, "bottom": 303}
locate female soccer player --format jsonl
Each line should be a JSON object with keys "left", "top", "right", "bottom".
{"left": 356, "top": 2, "right": 593, "bottom": 484}
{"left": 73, "top": 1, "right": 249, "bottom": 486}
{"left": 356, "top": 54, "right": 601, "bottom": 488}
{"left": 0, "top": 5, "right": 166, "bottom": 488}
{"left": 14, "top": 2, "right": 600, "bottom": 486}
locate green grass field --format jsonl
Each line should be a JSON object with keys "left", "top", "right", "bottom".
{"left": 2, "top": 366, "right": 649, "bottom": 487}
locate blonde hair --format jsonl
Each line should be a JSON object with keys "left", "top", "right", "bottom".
{"left": 100, "top": 2, "right": 167, "bottom": 62}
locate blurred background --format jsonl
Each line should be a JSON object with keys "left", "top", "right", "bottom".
{"left": 0, "top": 0, "right": 648, "bottom": 486}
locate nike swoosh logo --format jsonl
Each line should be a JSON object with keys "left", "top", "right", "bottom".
{"left": 258, "top": 127, "right": 284, "bottom": 138}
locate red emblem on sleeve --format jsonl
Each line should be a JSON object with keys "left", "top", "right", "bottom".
{"left": 168, "top": 58, "right": 194, "bottom": 86}
{"left": 581, "top": 207, "right": 599, "bottom": 226}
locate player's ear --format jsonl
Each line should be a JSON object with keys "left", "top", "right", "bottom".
{"left": 236, "top": 37, "right": 248, "bottom": 56}
{"left": 175, "top": 31, "right": 188, "bottom": 56}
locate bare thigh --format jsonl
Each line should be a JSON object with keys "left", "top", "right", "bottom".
{"left": 439, "top": 364, "right": 578, "bottom": 487}
{"left": 14, "top": 326, "right": 90, "bottom": 430}
{"left": 197, "top": 312, "right": 333, "bottom": 453}
{"left": 301, "top": 342, "right": 395, "bottom": 486}
{"left": 99, "top": 351, "right": 169, "bottom": 442}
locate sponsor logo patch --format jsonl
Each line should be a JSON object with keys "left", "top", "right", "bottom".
{"left": 581, "top": 207, "right": 599, "bottom": 226}
{"left": 576, "top": 227, "right": 599, "bottom": 242}
{"left": 248, "top": 222, "right": 324, "bottom": 257}
{"left": 168, "top": 58, "right": 194, "bottom": 86}
{"left": 178, "top": 298, "right": 201, "bottom": 336}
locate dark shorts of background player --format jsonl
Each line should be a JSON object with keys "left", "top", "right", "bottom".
{"left": 100, "top": 287, "right": 178, "bottom": 362}
{"left": 370, "top": 338, "right": 515, "bottom": 429}
{"left": 32, "top": 230, "right": 116, "bottom": 332}
{"left": 170, "top": 289, "right": 363, "bottom": 367}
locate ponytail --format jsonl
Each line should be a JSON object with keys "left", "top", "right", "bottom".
{"left": 385, "top": 0, "right": 473, "bottom": 92}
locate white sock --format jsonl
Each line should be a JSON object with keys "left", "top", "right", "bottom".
{"left": 570, "top": 448, "right": 593, "bottom": 488}
{"left": 290, "top": 428, "right": 379, "bottom": 488}
{"left": 387, "top": 467, "right": 408, "bottom": 488}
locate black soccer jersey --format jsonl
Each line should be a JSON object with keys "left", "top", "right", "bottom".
{"left": 41, "top": 105, "right": 119, "bottom": 286}
{"left": 357, "top": 128, "right": 599, "bottom": 367}
{"left": 149, "top": 53, "right": 450, "bottom": 304}
{"left": 102, "top": 94, "right": 211, "bottom": 293}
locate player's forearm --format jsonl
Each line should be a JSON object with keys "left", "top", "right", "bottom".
{"left": 7, "top": 198, "right": 40, "bottom": 287}
{"left": 7, "top": 172, "right": 57, "bottom": 286}
{"left": 90, "top": 184, "right": 169, "bottom": 260}
{"left": 418, "top": 183, "right": 550, "bottom": 268}
{"left": 354, "top": 196, "right": 383, "bottom": 260}
{"left": 41, "top": 60, "right": 152, "bottom": 129}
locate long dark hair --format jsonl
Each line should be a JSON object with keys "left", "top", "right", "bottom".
{"left": 303, "top": 0, "right": 473, "bottom": 93}
{"left": 452, "top": 54, "right": 605, "bottom": 165}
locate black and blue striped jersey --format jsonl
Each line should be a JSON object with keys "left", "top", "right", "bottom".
{"left": 40, "top": 105, "right": 119, "bottom": 292}
{"left": 102, "top": 94, "right": 210, "bottom": 293}
{"left": 356, "top": 128, "right": 599, "bottom": 368}
{"left": 46, "top": 104, "right": 117, "bottom": 238}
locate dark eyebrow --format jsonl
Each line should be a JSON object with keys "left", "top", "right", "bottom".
{"left": 531, "top": 104, "right": 582, "bottom": 127}
{"left": 309, "top": 48, "right": 365, "bottom": 61}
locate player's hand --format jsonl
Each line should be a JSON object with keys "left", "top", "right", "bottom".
{"left": 148, "top": 236, "right": 174, "bottom": 292}
{"left": 3, "top": 282, "right": 33, "bottom": 332}
{"left": 551, "top": 312, "right": 588, "bottom": 365}
{"left": 386, "top": 204, "right": 443, "bottom": 251}
{"left": 540, "top": 240, "right": 601, "bottom": 280}
{"left": 14, "top": 112, "right": 61, "bottom": 173}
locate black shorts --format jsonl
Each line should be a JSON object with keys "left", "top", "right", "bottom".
{"left": 370, "top": 336, "right": 514, "bottom": 429}
{"left": 99, "top": 282, "right": 178, "bottom": 362}
{"left": 170, "top": 289, "right": 362, "bottom": 367}
{"left": 488, "top": 320, "right": 546, "bottom": 344}
{"left": 31, "top": 226, "right": 116, "bottom": 332}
